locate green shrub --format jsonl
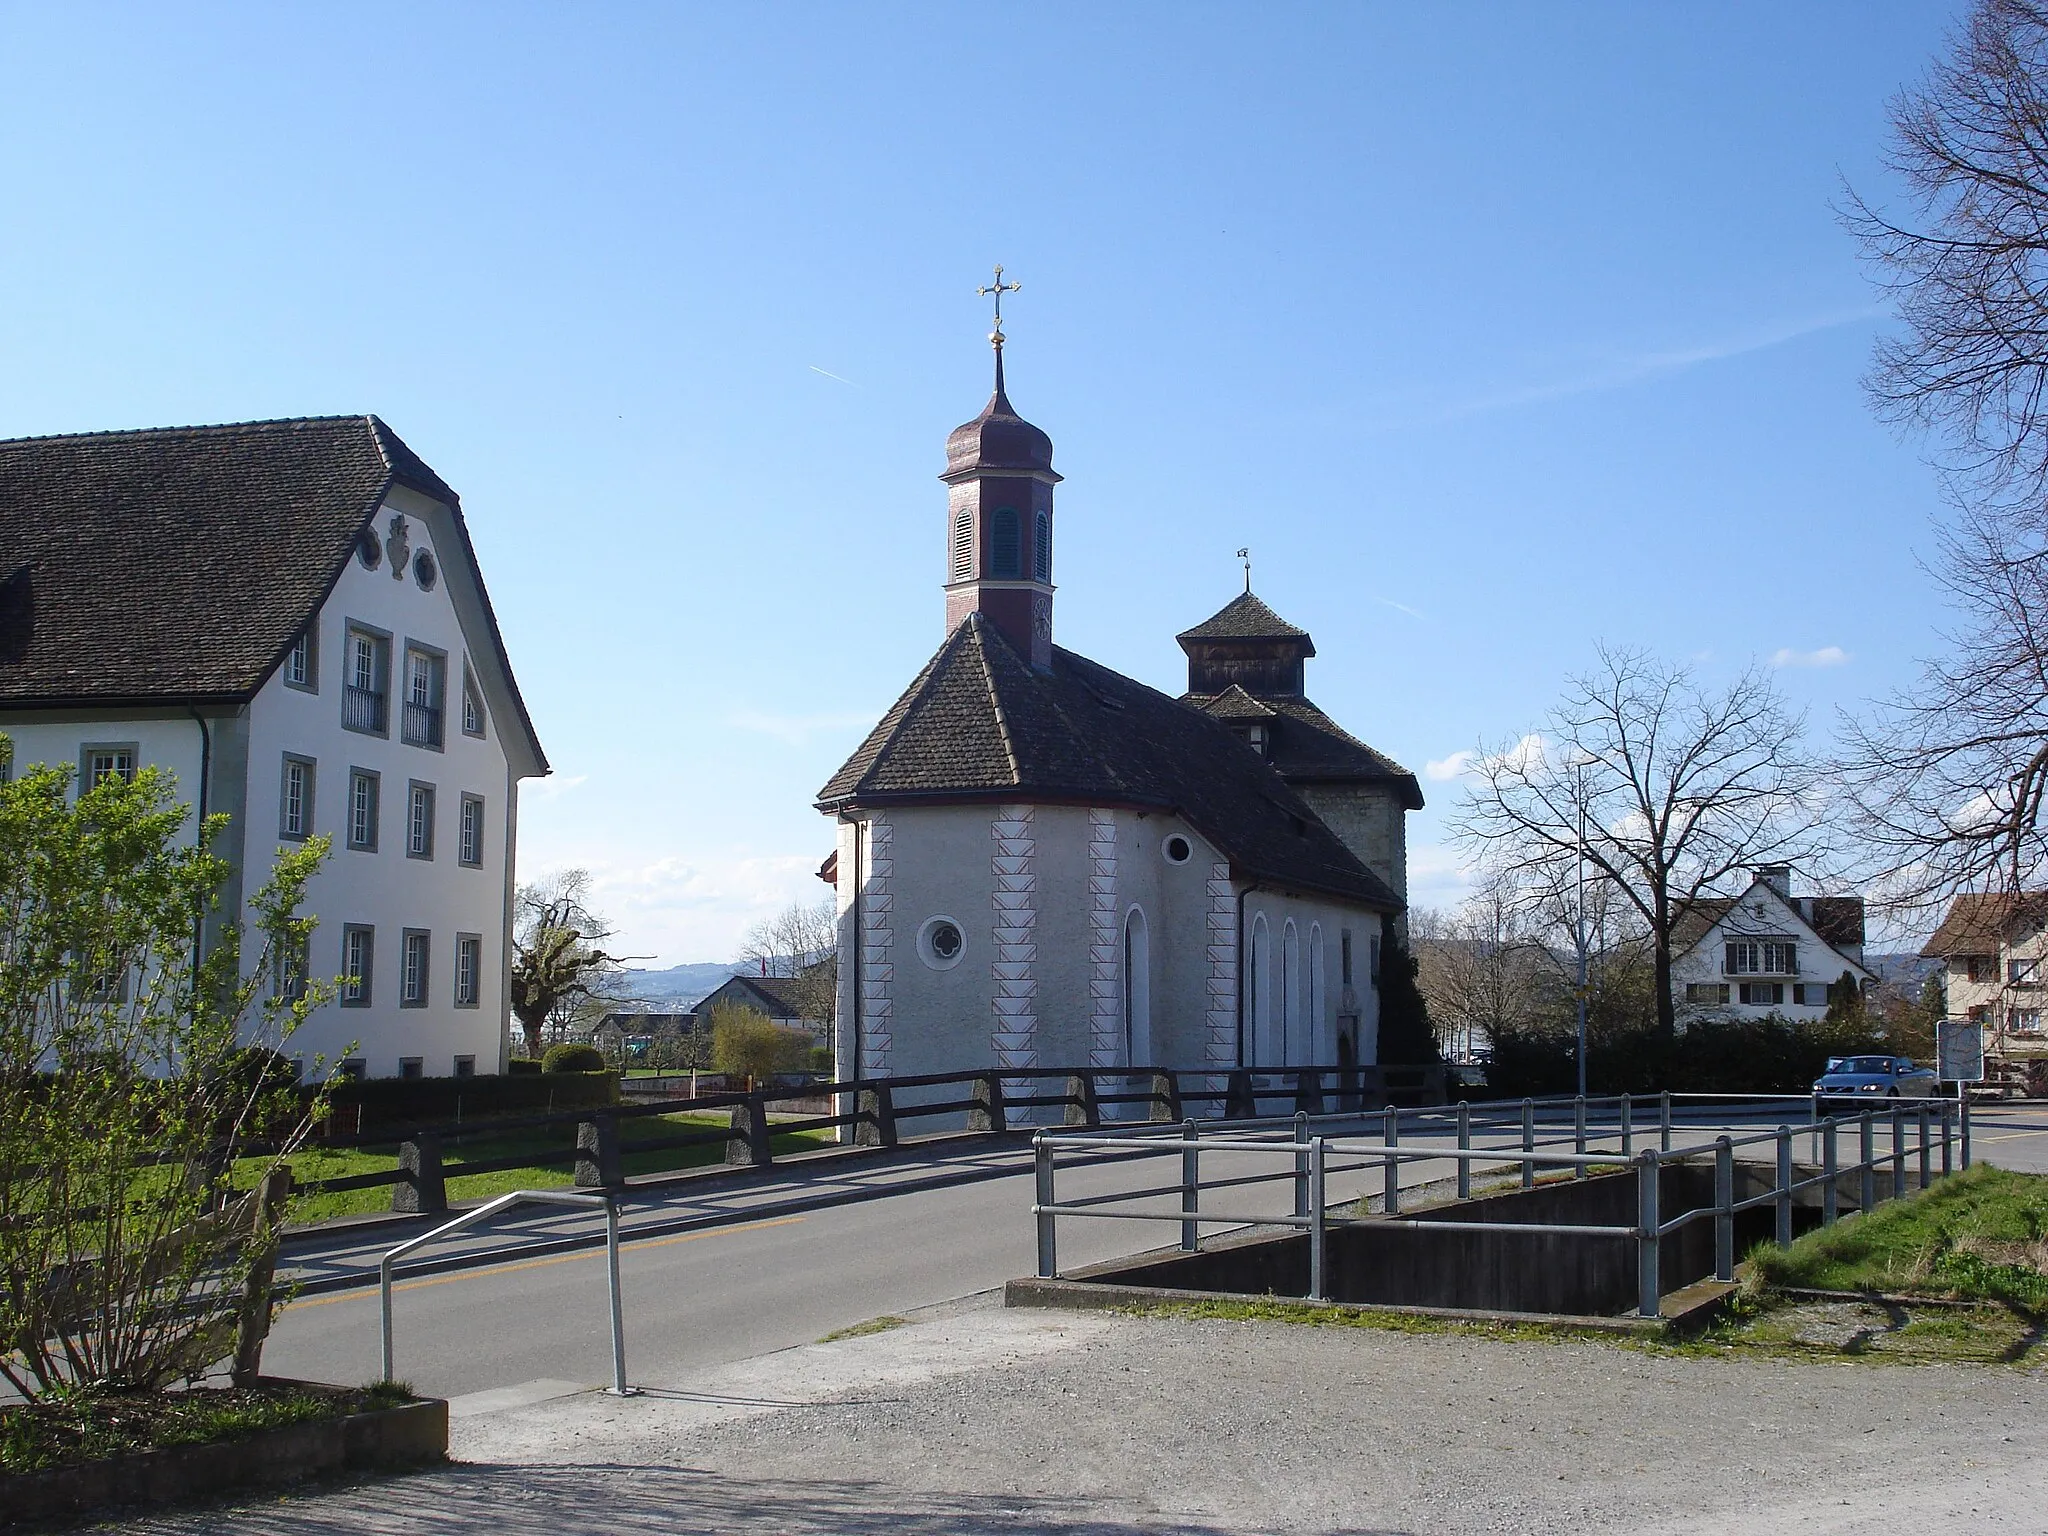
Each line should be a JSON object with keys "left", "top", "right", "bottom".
{"left": 1483, "top": 1013, "right": 1888, "bottom": 1098}
{"left": 311, "top": 1068, "right": 615, "bottom": 1132}
{"left": 507, "top": 1057, "right": 542, "bottom": 1076}
{"left": 541, "top": 1042, "right": 607, "bottom": 1074}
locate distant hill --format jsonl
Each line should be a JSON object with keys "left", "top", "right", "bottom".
{"left": 614, "top": 962, "right": 744, "bottom": 1009}
{"left": 1866, "top": 952, "right": 1941, "bottom": 997}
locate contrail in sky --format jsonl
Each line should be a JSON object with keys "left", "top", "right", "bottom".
{"left": 809, "top": 365, "right": 855, "bottom": 385}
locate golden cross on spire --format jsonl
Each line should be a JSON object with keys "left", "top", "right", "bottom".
{"left": 977, "top": 264, "right": 1020, "bottom": 344}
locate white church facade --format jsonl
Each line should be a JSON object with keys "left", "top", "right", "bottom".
{"left": 0, "top": 416, "right": 548, "bottom": 1079}
{"left": 818, "top": 327, "right": 1421, "bottom": 1085}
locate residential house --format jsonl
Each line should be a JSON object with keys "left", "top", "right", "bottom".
{"left": 0, "top": 417, "right": 548, "bottom": 1078}
{"left": 1920, "top": 892, "right": 2048, "bottom": 1059}
{"left": 1670, "top": 865, "right": 1871, "bottom": 1022}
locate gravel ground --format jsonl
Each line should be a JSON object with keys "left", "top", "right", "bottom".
{"left": 101, "top": 1302, "right": 2047, "bottom": 1536}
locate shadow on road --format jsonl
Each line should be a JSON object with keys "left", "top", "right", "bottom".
{"left": 114, "top": 1462, "right": 1418, "bottom": 1535}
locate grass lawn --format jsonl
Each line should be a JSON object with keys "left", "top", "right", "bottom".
{"left": 1747, "top": 1164, "right": 2048, "bottom": 1308}
{"left": 270, "top": 1111, "right": 837, "bottom": 1223}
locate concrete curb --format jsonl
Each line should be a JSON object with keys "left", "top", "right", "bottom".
{"left": 0, "top": 1385, "right": 448, "bottom": 1529}
{"left": 1002, "top": 1273, "right": 1740, "bottom": 1338}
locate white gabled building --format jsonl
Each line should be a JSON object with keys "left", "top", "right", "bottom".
{"left": 0, "top": 416, "right": 548, "bottom": 1079}
{"left": 1669, "top": 865, "right": 1871, "bottom": 1023}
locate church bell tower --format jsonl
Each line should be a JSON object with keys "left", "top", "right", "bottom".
{"left": 941, "top": 266, "right": 1061, "bottom": 670}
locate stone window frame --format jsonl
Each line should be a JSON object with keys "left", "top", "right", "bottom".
{"left": 283, "top": 624, "right": 319, "bottom": 694}
{"left": 280, "top": 753, "right": 316, "bottom": 842}
{"left": 400, "top": 928, "right": 431, "bottom": 1009}
{"left": 406, "top": 780, "right": 436, "bottom": 861}
{"left": 454, "top": 932, "right": 482, "bottom": 1008}
{"left": 340, "top": 924, "right": 374, "bottom": 1008}
{"left": 346, "top": 767, "right": 380, "bottom": 852}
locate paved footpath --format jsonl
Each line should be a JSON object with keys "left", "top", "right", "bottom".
{"left": 111, "top": 1297, "right": 2045, "bottom": 1536}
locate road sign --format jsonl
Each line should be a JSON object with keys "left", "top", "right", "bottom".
{"left": 1936, "top": 1021, "right": 1985, "bottom": 1083}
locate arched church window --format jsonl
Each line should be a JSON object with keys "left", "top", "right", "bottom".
{"left": 1034, "top": 510, "right": 1050, "bottom": 582}
{"left": 1122, "top": 907, "right": 1150, "bottom": 1069}
{"left": 950, "top": 511, "right": 973, "bottom": 583}
{"left": 989, "top": 507, "right": 1021, "bottom": 578}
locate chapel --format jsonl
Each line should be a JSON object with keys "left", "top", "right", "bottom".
{"left": 818, "top": 310, "right": 1420, "bottom": 1088}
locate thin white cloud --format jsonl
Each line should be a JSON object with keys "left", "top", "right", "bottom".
{"left": 1426, "top": 749, "right": 1478, "bottom": 782}
{"left": 1425, "top": 733, "right": 1547, "bottom": 783}
{"left": 522, "top": 773, "right": 590, "bottom": 802}
{"left": 1360, "top": 306, "right": 1883, "bottom": 432}
{"left": 1374, "top": 595, "right": 1425, "bottom": 620}
{"left": 808, "top": 365, "right": 855, "bottom": 385}
{"left": 1769, "top": 646, "right": 1850, "bottom": 669}
{"left": 728, "top": 708, "right": 881, "bottom": 746}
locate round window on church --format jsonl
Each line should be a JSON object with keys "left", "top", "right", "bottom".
{"left": 1163, "top": 835, "right": 1193, "bottom": 865}
{"left": 918, "top": 915, "right": 966, "bottom": 971}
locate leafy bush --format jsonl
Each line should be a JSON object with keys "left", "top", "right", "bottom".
{"left": 1482, "top": 1013, "right": 1888, "bottom": 1098}
{"left": 0, "top": 749, "right": 332, "bottom": 1396}
{"left": 507, "top": 1056, "right": 542, "bottom": 1076}
{"left": 541, "top": 1042, "right": 607, "bottom": 1074}
{"left": 315, "top": 1068, "right": 614, "bottom": 1130}
{"left": 707, "top": 1003, "right": 812, "bottom": 1086}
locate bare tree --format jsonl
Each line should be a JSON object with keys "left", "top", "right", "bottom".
{"left": 1844, "top": 1, "right": 2048, "bottom": 505}
{"left": 737, "top": 897, "right": 837, "bottom": 1030}
{"left": 509, "top": 868, "right": 640, "bottom": 1058}
{"left": 1450, "top": 647, "right": 1826, "bottom": 1040}
{"left": 1837, "top": 4, "right": 2048, "bottom": 904}
{"left": 1412, "top": 881, "right": 1552, "bottom": 1059}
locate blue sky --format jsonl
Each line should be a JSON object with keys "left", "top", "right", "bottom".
{"left": 0, "top": 3, "right": 1970, "bottom": 961}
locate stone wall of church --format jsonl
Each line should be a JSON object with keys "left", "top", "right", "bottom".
{"left": 1293, "top": 783, "right": 1408, "bottom": 908}
{"left": 833, "top": 801, "right": 1390, "bottom": 1089}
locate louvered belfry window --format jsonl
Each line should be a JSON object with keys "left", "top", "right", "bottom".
{"left": 989, "top": 507, "right": 1021, "bottom": 578}
{"left": 1035, "top": 510, "right": 1050, "bottom": 581}
{"left": 950, "top": 510, "right": 973, "bottom": 582}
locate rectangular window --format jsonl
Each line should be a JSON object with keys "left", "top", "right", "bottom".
{"left": 336, "top": 1058, "right": 367, "bottom": 1081}
{"left": 1369, "top": 935, "right": 1382, "bottom": 985}
{"left": 272, "top": 930, "right": 309, "bottom": 1002}
{"left": 455, "top": 933, "right": 482, "bottom": 1007}
{"left": 1340, "top": 930, "right": 1353, "bottom": 986}
{"left": 401, "top": 645, "right": 446, "bottom": 748}
{"left": 1967, "top": 954, "right": 1999, "bottom": 983}
{"left": 1792, "top": 982, "right": 1826, "bottom": 1006}
{"left": 2013, "top": 1009, "right": 2044, "bottom": 1035}
{"left": 461, "top": 666, "right": 486, "bottom": 738}
{"left": 341, "top": 925, "right": 374, "bottom": 1007}
{"left": 280, "top": 755, "right": 314, "bottom": 841}
{"left": 453, "top": 1055, "right": 476, "bottom": 1078}
{"left": 1686, "top": 983, "right": 1731, "bottom": 1005}
{"left": 407, "top": 781, "right": 435, "bottom": 860}
{"left": 399, "top": 1057, "right": 424, "bottom": 1080}
{"left": 81, "top": 744, "right": 138, "bottom": 788}
{"left": 347, "top": 768, "right": 380, "bottom": 851}
{"left": 2010, "top": 957, "right": 2040, "bottom": 985}
{"left": 1970, "top": 1003, "right": 1993, "bottom": 1024}
{"left": 284, "top": 626, "right": 318, "bottom": 692}
{"left": 1738, "top": 981, "right": 1784, "bottom": 1007}
{"left": 401, "top": 929, "right": 429, "bottom": 1007}
{"left": 342, "top": 626, "right": 390, "bottom": 734}
{"left": 1762, "top": 940, "right": 1798, "bottom": 975}
{"left": 458, "top": 793, "right": 484, "bottom": 867}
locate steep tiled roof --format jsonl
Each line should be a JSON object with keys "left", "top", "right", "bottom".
{"left": 818, "top": 616, "right": 1401, "bottom": 910}
{"left": 1201, "top": 684, "right": 1276, "bottom": 721}
{"left": 1176, "top": 591, "right": 1311, "bottom": 644}
{"left": 1671, "top": 883, "right": 1868, "bottom": 965}
{"left": 1921, "top": 892, "right": 2048, "bottom": 957}
{"left": 0, "top": 416, "right": 545, "bottom": 768}
{"left": 1185, "top": 689, "right": 1424, "bottom": 807}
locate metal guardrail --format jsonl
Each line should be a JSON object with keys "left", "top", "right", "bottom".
{"left": 1029, "top": 1093, "right": 1970, "bottom": 1319}
{"left": 378, "top": 1188, "right": 634, "bottom": 1394}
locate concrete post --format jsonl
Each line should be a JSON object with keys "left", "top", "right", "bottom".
{"left": 1224, "top": 1069, "right": 1258, "bottom": 1120}
{"left": 576, "top": 1113, "right": 623, "bottom": 1188}
{"left": 856, "top": 1082, "right": 897, "bottom": 1148}
{"left": 1456, "top": 1099, "right": 1471, "bottom": 1201}
{"left": 1713, "top": 1136, "right": 1734, "bottom": 1282}
{"left": 1294, "top": 1070, "right": 1326, "bottom": 1117}
{"left": 392, "top": 1132, "right": 447, "bottom": 1214}
{"left": 1636, "top": 1150, "right": 1661, "bottom": 1319}
{"left": 1660, "top": 1090, "right": 1673, "bottom": 1153}
{"left": 1822, "top": 1118, "right": 1839, "bottom": 1227}
{"left": 1775, "top": 1126, "right": 1794, "bottom": 1249}
{"left": 1620, "top": 1093, "right": 1633, "bottom": 1157}
{"left": 969, "top": 1073, "right": 1008, "bottom": 1134}
{"left": 725, "top": 1097, "right": 773, "bottom": 1168}
{"left": 1064, "top": 1073, "right": 1102, "bottom": 1129}
{"left": 1149, "top": 1072, "right": 1183, "bottom": 1124}
{"left": 1180, "top": 1118, "right": 1200, "bottom": 1252}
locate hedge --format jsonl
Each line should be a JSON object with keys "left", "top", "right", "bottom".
{"left": 1477, "top": 1015, "right": 1890, "bottom": 1100}
{"left": 308, "top": 1069, "right": 617, "bottom": 1132}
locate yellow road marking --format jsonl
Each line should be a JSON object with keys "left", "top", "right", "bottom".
{"left": 284, "top": 1214, "right": 806, "bottom": 1310}
{"left": 1976, "top": 1127, "right": 2048, "bottom": 1144}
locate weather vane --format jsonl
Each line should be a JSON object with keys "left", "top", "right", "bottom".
{"left": 1237, "top": 547, "right": 1251, "bottom": 593}
{"left": 978, "top": 264, "right": 1020, "bottom": 346}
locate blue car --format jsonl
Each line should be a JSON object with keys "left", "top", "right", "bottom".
{"left": 1813, "top": 1054, "right": 1938, "bottom": 1108}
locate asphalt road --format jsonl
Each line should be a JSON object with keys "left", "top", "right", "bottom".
{"left": 260, "top": 1100, "right": 2048, "bottom": 1402}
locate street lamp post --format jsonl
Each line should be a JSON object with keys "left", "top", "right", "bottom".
{"left": 1574, "top": 759, "right": 1589, "bottom": 1100}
